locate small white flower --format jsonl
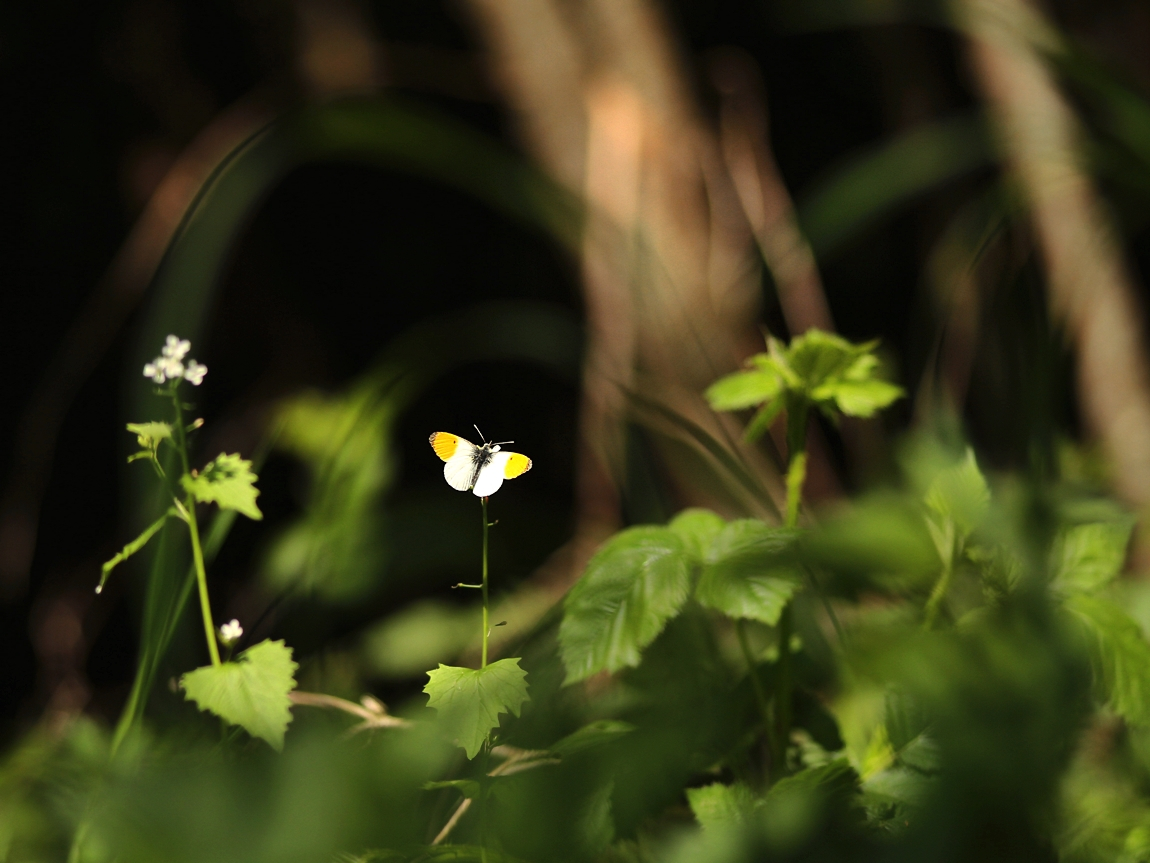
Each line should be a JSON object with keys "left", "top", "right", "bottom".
{"left": 140, "top": 335, "right": 206, "bottom": 386}
{"left": 184, "top": 360, "right": 207, "bottom": 386}
{"left": 218, "top": 619, "right": 243, "bottom": 646}
{"left": 162, "top": 335, "right": 191, "bottom": 361}
{"left": 160, "top": 357, "right": 185, "bottom": 380}
{"left": 143, "top": 361, "right": 165, "bottom": 383}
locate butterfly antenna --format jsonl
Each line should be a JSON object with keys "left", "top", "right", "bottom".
{"left": 493, "top": 440, "right": 514, "bottom": 446}
{"left": 473, "top": 424, "right": 486, "bottom": 443}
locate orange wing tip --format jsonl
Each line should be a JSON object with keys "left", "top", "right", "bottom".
{"left": 430, "top": 432, "right": 459, "bottom": 461}
{"left": 503, "top": 454, "right": 532, "bottom": 479}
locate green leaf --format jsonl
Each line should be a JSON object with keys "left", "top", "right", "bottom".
{"left": 924, "top": 449, "right": 990, "bottom": 537}
{"left": 424, "top": 658, "right": 530, "bottom": 759}
{"left": 182, "top": 452, "right": 263, "bottom": 520}
{"left": 668, "top": 508, "right": 727, "bottom": 565}
{"left": 180, "top": 639, "right": 298, "bottom": 750}
{"left": 550, "top": 720, "right": 635, "bottom": 757}
{"left": 695, "top": 520, "right": 802, "bottom": 625}
{"left": 786, "top": 330, "right": 869, "bottom": 389}
{"left": 803, "top": 495, "right": 942, "bottom": 592}
{"left": 97, "top": 508, "right": 177, "bottom": 594}
{"left": 1052, "top": 521, "right": 1133, "bottom": 595}
{"left": 423, "top": 779, "right": 482, "bottom": 800}
{"left": 704, "top": 367, "right": 783, "bottom": 410}
{"left": 558, "top": 527, "right": 691, "bottom": 684}
{"left": 127, "top": 421, "right": 174, "bottom": 462}
{"left": 687, "top": 782, "right": 755, "bottom": 831}
{"left": 1066, "top": 595, "right": 1150, "bottom": 725}
{"left": 816, "top": 378, "right": 904, "bottom": 418}
{"left": 765, "top": 758, "right": 858, "bottom": 804}
{"left": 126, "top": 421, "right": 173, "bottom": 449}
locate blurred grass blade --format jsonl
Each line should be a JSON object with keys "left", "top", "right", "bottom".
{"left": 626, "top": 389, "right": 782, "bottom": 520}
{"left": 797, "top": 113, "right": 992, "bottom": 258}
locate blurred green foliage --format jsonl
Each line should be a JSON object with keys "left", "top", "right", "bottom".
{"left": 11, "top": 3, "right": 1150, "bottom": 859}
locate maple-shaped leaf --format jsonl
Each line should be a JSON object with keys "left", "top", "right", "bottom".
{"left": 182, "top": 452, "right": 263, "bottom": 520}
{"left": 424, "top": 659, "right": 529, "bottom": 759}
{"left": 181, "top": 639, "right": 298, "bottom": 750}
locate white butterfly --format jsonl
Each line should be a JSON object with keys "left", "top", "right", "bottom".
{"left": 429, "top": 427, "right": 532, "bottom": 497}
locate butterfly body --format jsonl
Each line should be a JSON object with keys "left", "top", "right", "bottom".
{"left": 429, "top": 431, "right": 532, "bottom": 497}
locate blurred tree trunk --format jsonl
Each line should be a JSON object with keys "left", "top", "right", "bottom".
{"left": 463, "top": 0, "right": 769, "bottom": 567}
{"left": 957, "top": 0, "right": 1150, "bottom": 533}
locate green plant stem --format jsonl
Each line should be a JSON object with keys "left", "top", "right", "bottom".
{"left": 923, "top": 557, "right": 954, "bottom": 631}
{"left": 186, "top": 497, "right": 220, "bottom": 667}
{"left": 773, "top": 397, "right": 809, "bottom": 776}
{"left": 480, "top": 496, "right": 491, "bottom": 862}
{"left": 737, "top": 619, "right": 774, "bottom": 754}
{"left": 171, "top": 387, "right": 220, "bottom": 667}
{"left": 482, "top": 496, "right": 490, "bottom": 669}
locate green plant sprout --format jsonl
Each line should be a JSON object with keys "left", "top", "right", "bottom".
{"left": 99, "top": 335, "right": 297, "bottom": 750}
{"left": 705, "top": 329, "right": 903, "bottom": 770}
{"left": 557, "top": 329, "right": 903, "bottom": 783}
{"left": 423, "top": 431, "right": 532, "bottom": 860}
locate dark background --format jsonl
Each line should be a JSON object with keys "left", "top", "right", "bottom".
{"left": 3, "top": 0, "right": 1148, "bottom": 744}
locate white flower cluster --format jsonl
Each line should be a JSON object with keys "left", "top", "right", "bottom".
{"left": 218, "top": 619, "right": 243, "bottom": 646}
{"left": 143, "top": 335, "right": 208, "bottom": 386}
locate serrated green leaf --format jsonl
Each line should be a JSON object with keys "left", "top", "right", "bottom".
{"left": 695, "top": 520, "right": 802, "bottom": 625}
{"left": 668, "top": 508, "right": 727, "bottom": 565}
{"left": 550, "top": 720, "right": 635, "bottom": 757}
{"left": 182, "top": 452, "right": 263, "bottom": 520}
{"left": 766, "top": 758, "right": 858, "bottom": 804}
{"left": 687, "top": 782, "right": 755, "bottom": 831}
{"left": 1066, "top": 595, "right": 1150, "bottom": 725}
{"left": 1052, "top": 521, "right": 1134, "bottom": 595}
{"left": 924, "top": 449, "right": 989, "bottom": 536}
{"left": 424, "top": 658, "right": 530, "bottom": 759}
{"left": 704, "top": 368, "right": 783, "bottom": 410}
{"left": 558, "top": 527, "right": 691, "bottom": 684}
{"left": 180, "top": 639, "right": 298, "bottom": 750}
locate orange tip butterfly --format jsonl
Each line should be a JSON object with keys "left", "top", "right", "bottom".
{"left": 429, "top": 426, "right": 532, "bottom": 497}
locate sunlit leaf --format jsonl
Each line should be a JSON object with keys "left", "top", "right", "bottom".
{"left": 704, "top": 368, "right": 783, "bottom": 410}
{"left": 817, "top": 378, "right": 904, "bottom": 418}
{"left": 424, "top": 659, "right": 530, "bottom": 759}
{"left": 1066, "top": 595, "right": 1150, "bottom": 725}
{"left": 687, "top": 782, "right": 755, "bottom": 831}
{"left": 667, "top": 508, "right": 727, "bottom": 565}
{"left": 1052, "top": 521, "right": 1133, "bottom": 596}
{"left": 180, "top": 639, "right": 298, "bottom": 750}
{"left": 559, "top": 527, "right": 691, "bottom": 684}
{"left": 787, "top": 330, "right": 869, "bottom": 388}
{"left": 182, "top": 452, "right": 263, "bottom": 520}
{"left": 695, "top": 520, "right": 802, "bottom": 625}
{"left": 126, "top": 421, "right": 173, "bottom": 450}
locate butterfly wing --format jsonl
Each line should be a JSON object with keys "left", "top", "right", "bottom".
{"left": 430, "top": 432, "right": 478, "bottom": 491}
{"left": 471, "top": 451, "right": 532, "bottom": 497}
